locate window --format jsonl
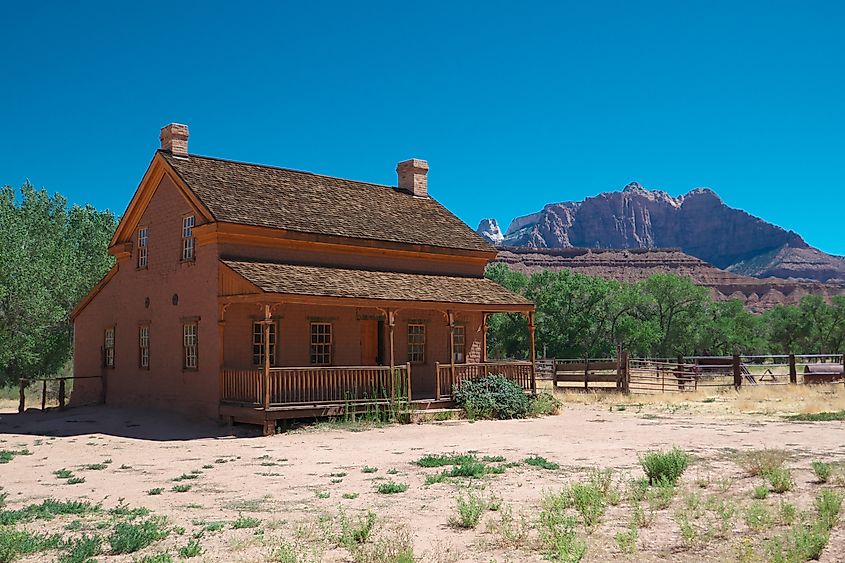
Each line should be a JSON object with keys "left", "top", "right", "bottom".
{"left": 104, "top": 328, "right": 115, "bottom": 368}
{"left": 183, "top": 323, "right": 198, "bottom": 369}
{"left": 139, "top": 325, "right": 150, "bottom": 368}
{"left": 181, "top": 215, "right": 195, "bottom": 261}
{"left": 252, "top": 321, "right": 277, "bottom": 366}
{"left": 137, "top": 227, "right": 148, "bottom": 269}
{"left": 452, "top": 325, "right": 466, "bottom": 364}
{"left": 408, "top": 324, "right": 426, "bottom": 364}
{"left": 310, "top": 323, "right": 332, "bottom": 365}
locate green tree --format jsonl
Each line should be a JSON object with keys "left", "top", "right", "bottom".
{"left": 633, "top": 274, "right": 709, "bottom": 357}
{"left": 0, "top": 183, "right": 116, "bottom": 385}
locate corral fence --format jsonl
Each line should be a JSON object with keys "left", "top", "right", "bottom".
{"left": 17, "top": 375, "right": 105, "bottom": 413}
{"left": 548, "top": 353, "right": 844, "bottom": 394}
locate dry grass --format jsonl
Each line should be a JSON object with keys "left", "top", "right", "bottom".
{"left": 540, "top": 380, "right": 845, "bottom": 418}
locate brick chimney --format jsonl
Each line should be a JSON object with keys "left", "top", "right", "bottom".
{"left": 396, "top": 159, "right": 429, "bottom": 197}
{"left": 160, "top": 123, "right": 189, "bottom": 157}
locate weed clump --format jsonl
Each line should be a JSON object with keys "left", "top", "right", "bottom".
{"left": 639, "top": 448, "right": 690, "bottom": 485}
{"left": 108, "top": 517, "right": 169, "bottom": 554}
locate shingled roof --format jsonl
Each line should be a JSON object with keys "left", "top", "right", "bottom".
{"left": 222, "top": 260, "right": 532, "bottom": 308}
{"left": 160, "top": 151, "right": 492, "bottom": 252}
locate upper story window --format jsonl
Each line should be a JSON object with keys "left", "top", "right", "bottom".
{"left": 183, "top": 323, "right": 198, "bottom": 369}
{"left": 104, "top": 327, "right": 115, "bottom": 368}
{"left": 139, "top": 325, "right": 150, "bottom": 369}
{"left": 181, "top": 215, "right": 195, "bottom": 261}
{"left": 252, "top": 321, "right": 277, "bottom": 366}
{"left": 452, "top": 325, "right": 466, "bottom": 364}
{"left": 408, "top": 324, "right": 426, "bottom": 364}
{"left": 137, "top": 227, "right": 148, "bottom": 269}
{"left": 310, "top": 323, "right": 332, "bottom": 365}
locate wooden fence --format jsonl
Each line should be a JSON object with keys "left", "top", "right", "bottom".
{"left": 542, "top": 353, "right": 844, "bottom": 394}
{"left": 17, "top": 375, "right": 105, "bottom": 413}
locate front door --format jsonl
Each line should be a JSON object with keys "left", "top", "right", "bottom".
{"left": 361, "top": 320, "right": 379, "bottom": 365}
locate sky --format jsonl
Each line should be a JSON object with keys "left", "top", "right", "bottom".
{"left": 1, "top": 1, "right": 843, "bottom": 254}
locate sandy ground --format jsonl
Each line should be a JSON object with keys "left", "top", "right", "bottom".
{"left": 1, "top": 393, "right": 845, "bottom": 562}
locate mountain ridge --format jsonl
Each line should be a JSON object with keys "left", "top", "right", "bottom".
{"left": 479, "top": 183, "right": 845, "bottom": 283}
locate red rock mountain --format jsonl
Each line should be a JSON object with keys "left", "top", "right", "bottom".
{"left": 480, "top": 183, "right": 845, "bottom": 283}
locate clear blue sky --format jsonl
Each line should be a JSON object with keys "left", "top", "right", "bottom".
{"left": 2, "top": 1, "right": 843, "bottom": 254}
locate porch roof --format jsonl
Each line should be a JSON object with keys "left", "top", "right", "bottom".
{"left": 221, "top": 260, "right": 533, "bottom": 310}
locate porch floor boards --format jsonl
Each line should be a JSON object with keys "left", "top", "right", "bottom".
{"left": 219, "top": 398, "right": 457, "bottom": 425}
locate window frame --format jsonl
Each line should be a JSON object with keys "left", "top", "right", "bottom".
{"left": 408, "top": 323, "right": 426, "bottom": 365}
{"left": 252, "top": 321, "right": 277, "bottom": 367}
{"left": 103, "top": 327, "right": 115, "bottom": 368}
{"left": 138, "top": 325, "right": 150, "bottom": 369}
{"left": 452, "top": 324, "right": 466, "bottom": 364}
{"left": 309, "top": 322, "right": 333, "bottom": 366}
{"left": 182, "top": 322, "right": 198, "bottom": 370}
{"left": 137, "top": 226, "right": 148, "bottom": 269}
{"left": 181, "top": 215, "right": 196, "bottom": 262}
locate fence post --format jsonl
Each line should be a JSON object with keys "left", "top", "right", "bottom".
{"left": 788, "top": 354, "right": 797, "bottom": 384}
{"left": 733, "top": 354, "right": 742, "bottom": 389}
{"left": 584, "top": 358, "right": 589, "bottom": 390}
{"left": 621, "top": 351, "right": 630, "bottom": 393}
{"left": 58, "top": 379, "right": 66, "bottom": 409}
{"left": 41, "top": 380, "right": 47, "bottom": 410}
{"left": 677, "top": 354, "right": 685, "bottom": 391}
{"left": 18, "top": 379, "right": 26, "bottom": 413}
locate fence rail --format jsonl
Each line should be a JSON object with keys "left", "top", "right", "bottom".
{"left": 541, "top": 353, "right": 844, "bottom": 395}
{"left": 18, "top": 376, "right": 104, "bottom": 413}
{"left": 221, "top": 365, "right": 412, "bottom": 408}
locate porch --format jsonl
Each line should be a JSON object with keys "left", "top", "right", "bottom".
{"left": 219, "top": 359, "right": 535, "bottom": 431}
{"left": 216, "top": 259, "right": 536, "bottom": 433}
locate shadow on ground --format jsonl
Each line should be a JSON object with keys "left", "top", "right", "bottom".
{"left": 0, "top": 405, "right": 260, "bottom": 441}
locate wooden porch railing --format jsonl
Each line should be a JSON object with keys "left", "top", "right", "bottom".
{"left": 221, "top": 364, "right": 412, "bottom": 408}
{"left": 435, "top": 361, "right": 535, "bottom": 400}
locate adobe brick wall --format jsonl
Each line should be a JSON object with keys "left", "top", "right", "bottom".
{"left": 72, "top": 174, "right": 220, "bottom": 418}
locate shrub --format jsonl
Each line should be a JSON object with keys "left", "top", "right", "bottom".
{"left": 171, "top": 484, "right": 191, "bottom": 493}
{"left": 615, "top": 528, "right": 637, "bottom": 554}
{"left": 766, "top": 467, "right": 794, "bottom": 493}
{"left": 339, "top": 510, "right": 377, "bottom": 547}
{"left": 524, "top": 455, "right": 559, "bottom": 470}
{"left": 538, "top": 491, "right": 587, "bottom": 562}
{"left": 734, "top": 449, "right": 788, "bottom": 477}
{"left": 0, "top": 528, "right": 62, "bottom": 562}
{"left": 147, "top": 488, "right": 164, "bottom": 496}
{"left": 60, "top": 534, "right": 102, "bottom": 563}
{"left": 570, "top": 483, "right": 606, "bottom": 528}
{"left": 362, "top": 466, "right": 378, "bottom": 473}
{"left": 745, "top": 501, "right": 774, "bottom": 530}
{"left": 449, "top": 493, "right": 486, "bottom": 529}
{"left": 232, "top": 515, "right": 261, "bottom": 529}
{"left": 108, "top": 517, "right": 169, "bottom": 554}
{"left": 453, "top": 374, "right": 530, "bottom": 419}
{"left": 815, "top": 489, "right": 843, "bottom": 531}
{"left": 376, "top": 482, "right": 408, "bottom": 494}
{"left": 54, "top": 468, "right": 74, "bottom": 479}
{"left": 639, "top": 448, "right": 690, "bottom": 485}
{"left": 529, "top": 392, "right": 561, "bottom": 416}
{"left": 752, "top": 484, "right": 769, "bottom": 499}
{"left": 178, "top": 539, "right": 202, "bottom": 558}
{"left": 812, "top": 461, "right": 832, "bottom": 483}
{"left": 66, "top": 477, "right": 85, "bottom": 485}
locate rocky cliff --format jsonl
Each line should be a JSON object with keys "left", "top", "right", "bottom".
{"left": 482, "top": 183, "right": 845, "bottom": 283}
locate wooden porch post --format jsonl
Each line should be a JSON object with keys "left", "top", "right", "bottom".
{"left": 527, "top": 310, "right": 537, "bottom": 395}
{"left": 262, "top": 304, "right": 271, "bottom": 411}
{"left": 481, "top": 313, "right": 488, "bottom": 363}
{"left": 448, "top": 310, "right": 456, "bottom": 391}
{"left": 387, "top": 309, "right": 396, "bottom": 371}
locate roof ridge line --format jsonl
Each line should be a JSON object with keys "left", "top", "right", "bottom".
{"left": 160, "top": 149, "right": 397, "bottom": 190}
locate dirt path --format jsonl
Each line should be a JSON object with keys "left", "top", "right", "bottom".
{"left": 1, "top": 404, "right": 844, "bottom": 562}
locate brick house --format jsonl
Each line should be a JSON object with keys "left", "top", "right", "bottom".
{"left": 71, "top": 124, "right": 535, "bottom": 433}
